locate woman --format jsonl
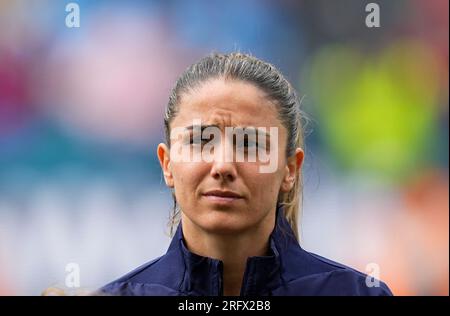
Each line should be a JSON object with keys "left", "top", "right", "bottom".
{"left": 100, "top": 53, "right": 392, "bottom": 296}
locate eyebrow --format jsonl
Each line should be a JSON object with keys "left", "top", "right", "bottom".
{"left": 185, "top": 124, "right": 220, "bottom": 131}
{"left": 184, "top": 125, "right": 271, "bottom": 138}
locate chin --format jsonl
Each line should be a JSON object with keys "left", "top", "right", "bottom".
{"left": 197, "top": 211, "right": 253, "bottom": 235}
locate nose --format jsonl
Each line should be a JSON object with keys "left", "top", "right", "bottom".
{"left": 209, "top": 138, "right": 237, "bottom": 182}
{"left": 210, "top": 159, "right": 237, "bottom": 182}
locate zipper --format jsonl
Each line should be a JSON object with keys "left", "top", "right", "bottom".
{"left": 239, "top": 257, "right": 253, "bottom": 296}
{"left": 217, "top": 260, "right": 224, "bottom": 296}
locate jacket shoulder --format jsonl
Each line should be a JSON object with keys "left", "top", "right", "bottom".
{"left": 279, "top": 247, "right": 393, "bottom": 296}
{"left": 99, "top": 250, "right": 185, "bottom": 296}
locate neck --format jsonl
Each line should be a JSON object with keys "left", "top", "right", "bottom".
{"left": 181, "top": 211, "right": 276, "bottom": 296}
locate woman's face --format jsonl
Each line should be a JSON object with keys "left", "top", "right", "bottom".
{"left": 158, "top": 79, "right": 302, "bottom": 235}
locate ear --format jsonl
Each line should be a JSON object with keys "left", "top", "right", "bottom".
{"left": 280, "top": 148, "right": 304, "bottom": 193}
{"left": 157, "top": 143, "right": 174, "bottom": 188}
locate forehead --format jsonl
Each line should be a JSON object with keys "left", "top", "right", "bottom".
{"left": 172, "top": 79, "right": 282, "bottom": 129}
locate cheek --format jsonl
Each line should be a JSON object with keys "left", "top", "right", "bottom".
{"left": 171, "top": 163, "right": 207, "bottom": 196}
{"left": 241, "top": 165, "right": 284, "bottom": 199}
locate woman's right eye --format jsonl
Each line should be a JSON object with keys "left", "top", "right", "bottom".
{"left": 186, "top": 134, "right": 209, "bottom": 145}
{"left": 190, "top": 138, "right": 203, "bottom": 145}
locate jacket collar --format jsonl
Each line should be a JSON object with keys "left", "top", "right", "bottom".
{"left": 166, "top": 204, "right": 299, "bottom": 296}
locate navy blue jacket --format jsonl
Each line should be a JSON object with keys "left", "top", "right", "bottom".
{"left": 100, "top": 206, "right": 393, "bottom": 296}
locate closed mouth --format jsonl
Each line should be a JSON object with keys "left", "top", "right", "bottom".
{"left": 202, "top": 190, "right": 243, "bottom": 199}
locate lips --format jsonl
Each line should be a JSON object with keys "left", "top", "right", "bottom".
{"left": 203, "top": 190, "right": 243, "bottom": 207}
{"left": 203, "top": 190, "right": 243, "bottom": 198}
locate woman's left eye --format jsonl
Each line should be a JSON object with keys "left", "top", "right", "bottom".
{"left": 244, "top": 140, "right": 257, "bottom": 147}
{"left": 236, "top": 137, "right": 258, "bottom": 148}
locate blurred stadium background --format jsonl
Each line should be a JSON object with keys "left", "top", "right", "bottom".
{"left": 0, "top": 0, "right": 448, "bottom": 295}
